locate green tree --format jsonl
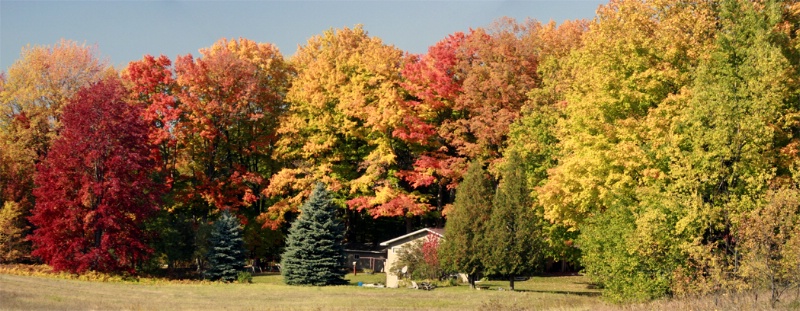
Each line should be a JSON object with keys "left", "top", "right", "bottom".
{"left": 669, "top": 0, "right": 793, "bottom": 296}
{"left": 439, "top": 161, "right": 493, "bottom": 289}
{"left": 483, "top": 151, "right": 545, "bottom": 291}
{"left": 204, "top": 210, "right": 246, "bottom": 282}
{"left": 281, "top": 183, "right": 347, "bottom": 286}
{"left": 144, "top": 210, "right": 195, "bottom": 275}
{"left": 533, "top": 0, "right": 718, "bottom": 301}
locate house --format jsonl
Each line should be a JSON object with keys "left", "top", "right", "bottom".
{"left": 379, "top": 228, "right": 444, "bottom": 288}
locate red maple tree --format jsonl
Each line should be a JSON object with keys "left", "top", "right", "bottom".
{"left": 29, "top": 78, "right": 159, "bottom": 274}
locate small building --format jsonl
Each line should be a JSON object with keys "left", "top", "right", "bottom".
{"left": 379, "top": 228, "right": 444, "bottom": 288}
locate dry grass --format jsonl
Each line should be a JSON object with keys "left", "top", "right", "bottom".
{"left": 595, "top": 291, "right": 800, "bottom": 311}
{"left": 0, "top": 272, "right": 603, "bottom": 310}
{"left": 2, "top": 270, "right": 798, "bottom": 310}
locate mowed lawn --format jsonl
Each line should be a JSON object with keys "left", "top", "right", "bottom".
{"left": 0, "top": 272, "right": 606, "bottom": 310}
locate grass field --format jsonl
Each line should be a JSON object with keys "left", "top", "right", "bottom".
{"left": 0, "top": 272, "right": 604, "bottom": 310}
{"left": 1, "top": 271, "right": 798, "bottom": 310}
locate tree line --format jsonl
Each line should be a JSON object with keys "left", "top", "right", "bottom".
{"left": 2, "top": 0, "right": 800, "bottom": 304}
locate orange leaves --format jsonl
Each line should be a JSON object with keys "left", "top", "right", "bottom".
{"left": 398, "top": 20, "right": 555, "bottom": 191}
{"left": 122, "top": 55, "right": 180, "bottom": 181}
{"left": 171, "top": 38, "right": 290, "bottom": 211}
{"left": 1, "top": 40, "right": 108, "bottom": 159}
{"left": 268, "top": 25, "right": 413, "bottom": 222}
{"left": 121, "top": 38, "right": 292, "bottom": 221}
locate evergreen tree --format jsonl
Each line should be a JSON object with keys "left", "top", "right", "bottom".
{"left": 439, "top": 161, "right": 494, "bottom": 289}
{"left": 484, "top": 151, "right": 545, "bottom": 291}
{"left": 204, "top": 210, "right": 246, "bottom": 282}
{"left": 281, "top": 183, "right": 347, "bottom": 286}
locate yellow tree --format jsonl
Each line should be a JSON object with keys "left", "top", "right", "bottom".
{"left": 535, "top": 0, "right": 718, "bottom": 301}
{"left": 0, "top": 40, "right": 110, "bottom": 261}
{"left": 264, "top": 26, "right": 419, "bottom": 230}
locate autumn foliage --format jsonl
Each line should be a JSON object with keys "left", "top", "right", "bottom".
{"left": 29, "top": 78, "right": 159, "bottom": 274}
{"left": 3, "top": 0, "right": 800, "bottom": 304}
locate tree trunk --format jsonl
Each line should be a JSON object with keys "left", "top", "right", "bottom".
{"left": 509, "top": 274, "right": 515, "bottom": 291}
{"left": 94, "top": 228, "right": 102, "bottom": 248}
{"left": 469, "top": 274, "right": 476, "bottom": 290}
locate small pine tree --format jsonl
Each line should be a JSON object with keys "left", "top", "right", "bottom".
{"left": 281, "top": 183, "right": 347, "bottom": 285}
{"left": 204, "top": 210, "right": 246, "bottom": 282}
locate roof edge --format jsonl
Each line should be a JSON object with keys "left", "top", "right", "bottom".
{"left": 379, "top": 228, "right": 445, "bottom": 246}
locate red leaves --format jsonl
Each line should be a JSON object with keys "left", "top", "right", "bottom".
{"left": 170, "top": 38, "right": 289, "bottom": 212}
{"left": 396, "top": 25, "right": 541, "bottom": 191}
{"left": 421, "top": 232, "right": 441, "bottom": 269}
{"left": 122, "top": 55, "right": 180, "bottom": 187}
{"left": 29, "top": 77, "right": 159, "bottom": 274}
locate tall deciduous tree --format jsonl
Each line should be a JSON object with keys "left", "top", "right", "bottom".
{"left": 439, "top": 161, "right": 493, "bottom": 289}
{"left": 173, "top": 38, "right": 291, "bottom": 217}
{"left": 29, "top": 77, "right": 159, "bottom": 274}
{"left": 504, "top": 19, "right": 587, "bottom": 271}
{"left": 535, "top": 0, "right": 719, "bottom": 302}
{"left": 670, "top": 0, "right": 794, "bottom": 295}
{"left": 266, "top": 26, "right": 421, "bottom": 229}
{"left": 0, "top": 40, "right": 110, "bottom": 260}
{"left": 483, "top": 151, "right": 544, "bottom": 291}
{"left": 281, "top": 183, "right": 347, "bottom": 286}
{"left": 396, "top": 19, "right": 576, "bottom": 217}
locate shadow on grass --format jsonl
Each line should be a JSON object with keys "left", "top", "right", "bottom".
{"left": 514, "top": 289, "right": 602, "bottom": 297}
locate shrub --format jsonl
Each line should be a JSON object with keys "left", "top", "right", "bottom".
{"left": 236, "top": 271, "right": 252, "bottom": 284}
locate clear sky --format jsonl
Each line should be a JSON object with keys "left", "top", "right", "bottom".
{"left": 1, "top": 0, "right": 606, "bottom": 72}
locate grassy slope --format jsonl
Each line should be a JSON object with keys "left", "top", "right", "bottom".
{"left": 0, "top": 273, "right": 602, "bottom": 311}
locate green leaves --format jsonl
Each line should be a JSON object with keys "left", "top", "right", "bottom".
{"left": 483, "top": 151, "right": 546, "bottom": 290}
{"left": 440, "top": 161, "right": 493, "bottom": 280}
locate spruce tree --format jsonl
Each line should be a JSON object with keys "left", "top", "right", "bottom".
{"left": 440, "top": 160, "right": 494, "bottom": 289}
{"left": 281, "top": 183, "right": 347, "bottom": 285}
{"left": 483, "top": 151, "right": 545, "bottom": 290}
{"left": 204, "top": 210, "right": 246, "bottom": 282}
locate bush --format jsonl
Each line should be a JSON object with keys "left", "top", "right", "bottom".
{"left": 236, "top": 271, "right": 252, "bottom": 284}
{"left": 390, "top": 233, "right": 442, "bottom": 281}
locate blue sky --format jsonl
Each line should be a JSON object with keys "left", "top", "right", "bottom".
{"left": 1, "top": 1, "right": 605, "bottom": 72}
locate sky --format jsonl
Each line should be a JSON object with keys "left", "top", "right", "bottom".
{"left": 1, "top": 0, "right": 606, "bottom": 72}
